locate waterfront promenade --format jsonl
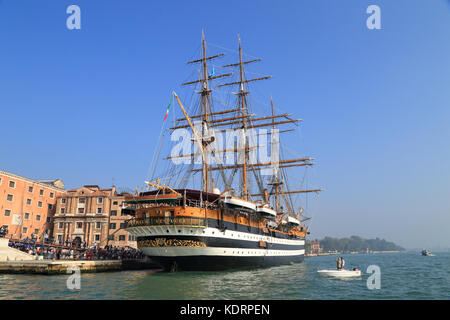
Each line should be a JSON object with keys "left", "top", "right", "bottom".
{"left": 0, "top": 257, "right": 159, "bottom": 275}
{"left": 0, "top": 237, "right": 158, "bottom": 274}
{"left": 0, "top": 259, "right": 122, "bottom": 274}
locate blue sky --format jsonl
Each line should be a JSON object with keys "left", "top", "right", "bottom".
{"left": 1, "top": 0, "right": 449, "bottom": 249}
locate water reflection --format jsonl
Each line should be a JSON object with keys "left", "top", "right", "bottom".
{"left": 133, "top": 262, "right": 309, "bottom": 300}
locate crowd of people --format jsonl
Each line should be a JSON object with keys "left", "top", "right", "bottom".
{"left": 83, "top": 245, "right": 144, "bottom": 261}
{"left": 8, "top": 240, "right": 144, "bottom": 261}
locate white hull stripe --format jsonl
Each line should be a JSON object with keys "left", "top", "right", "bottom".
{"left": 128, "top": 226, "right": 304, "bottom": 246}
{"left": 141, "top": 246, "right": 305, "bottom": 257}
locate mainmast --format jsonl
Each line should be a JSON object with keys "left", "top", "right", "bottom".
{"left": 218, "top": 35, "right": 271, "bottom": 201}
{"left": 201, "top": 30, "right": 210, "bottom": 193}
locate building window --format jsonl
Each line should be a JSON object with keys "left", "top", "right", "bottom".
{"left": 113, "top": 201, "right": 118, "bottom": 206}
{"left": 78, "top": 208, "right": 84, "bottom": 214}
{"left": 60, "top": 208, "right": 66, "bottom": 214}
{"left": 34, "top": 228, "right": 40, "bottom": 234}
{"left": 108, "top": 235, "right": 114, "bottom": 241}
{"left": 24, "top": 212, "right": 30, "bottom": 219}
{"left": 50, "top": 192, "right": 54, "bottom": 198}
{"left": 61, "top": 198, "right": 66, "bottom": 204}
{"left": 120, "top": 223, "right": 126, "bottom": 229}
{"left": 59, "top": 222, "right": 64, "bottom": 229}
{"left": 36, "top": 215, "right": 41, "bottom": 221}
{"left": 97, "top": 207, "right": 103, "bottom": 214}
{"left": 57, "top": 235, "right": 63, "bottom": 242}
{"left": 119, "top": 235, "right": 126, "bottom": 241}
{"left": 28, "top": 186, "right": 34, "bottom": 193}
{"left": 9, "top": 181, "right": 16, "bottom": 188}
{"left": 76, "top": 222, "right": 83, "bottom": 229}
{"left": 121, "top": 210, "right": 127, "bottom": 216}
{"left": 95, "top": 234, "right": 100, "bottom": 241}
{"left": 7, "top": 194, "right": 13, "bottom": 202}
{"left": 110, "top": 210, "right": 117, "bottom": 216}
{"left": 22, "top": 227, "right": 28, "bottom": 234}
{"left": 96, "top": 222, "right": 101, "bottom": 229}
{"left": 26, "top": 198, "right": 32, "bottom": 205}
{"left": 4, "top": 209, "right": 11, "bottom": 217}
{"left": 38, "top": 201, "right": 43, "bottom": 208}
{"left": 39, "top": 189, "right": 44, "bottom": 196}
{"left": 79, "top": 197, "right": 86, "bottom": 204}
{"left": 48, "top": 204, "right": 53, "bottom": 210}
{"left": 97, "top": 197, "right": 103, "bottom": 204}
{"left": 0, "top": 177, "right": 2, "bottom": 185}
{"left": 47, "top": 217, "right": 51, "bottom": 223}
{"left": 109, "top": 223, "right": 116, "bottom": 230}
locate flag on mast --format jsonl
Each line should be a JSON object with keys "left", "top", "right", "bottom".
{"left": 163, "top": 93, "right": 174, "bottom": 122}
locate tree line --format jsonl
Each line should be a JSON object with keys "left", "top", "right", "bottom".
{"left": 307, "top": 235, "right": 405, "bottom": 253}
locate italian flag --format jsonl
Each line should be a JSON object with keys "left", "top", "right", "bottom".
{"left": 163, "top": 94, "right": 173, "bottom": 122}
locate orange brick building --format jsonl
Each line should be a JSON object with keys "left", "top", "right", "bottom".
{"left": 52, "top": 185, "right": 136, "bottom": 248}
{"left": 0, "top": 170, "right": 66, "bottom": 240}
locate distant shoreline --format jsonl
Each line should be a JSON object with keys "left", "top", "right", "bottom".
{"left": 305, "top": 250, "right": 402, "bottom": 257}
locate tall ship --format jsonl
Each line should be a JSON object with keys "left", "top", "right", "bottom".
{"left": 123, "top": 32, "right": 321, "bottom": 271}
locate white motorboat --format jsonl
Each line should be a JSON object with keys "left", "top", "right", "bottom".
{"left": 317, "top": 269, "right": 362, "bottom": 278}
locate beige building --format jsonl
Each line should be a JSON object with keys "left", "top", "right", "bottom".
{"left": 52, "top": 185, "right": 136, "bottom": 248}
{"left": 310, "top": 240, "right": 322, "bottom": 255}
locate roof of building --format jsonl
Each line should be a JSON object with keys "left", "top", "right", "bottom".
{"left": 83, "top": 185, "right": 100, "bottom": 189}
{"left": 0, "top": 170, "right": 66, "bottom": 192}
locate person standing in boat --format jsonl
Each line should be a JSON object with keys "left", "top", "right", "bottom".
{"left": 341, "top": 257, "right": 345, "bottom": 270}
{"left": 336, "top": 257, "right": 342, "bottom": 270}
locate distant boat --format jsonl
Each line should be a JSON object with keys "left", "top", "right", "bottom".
{"left": 421, "top": 249, "right": 432, "bottom": 256}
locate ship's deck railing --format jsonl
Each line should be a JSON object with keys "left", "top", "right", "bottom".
{"left": 125, "top": 216, "right": 208, "bottom": 228}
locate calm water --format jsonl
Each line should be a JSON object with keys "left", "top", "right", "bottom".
{"left": 1, "top": 252, "right": 449, "bottom": 299}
